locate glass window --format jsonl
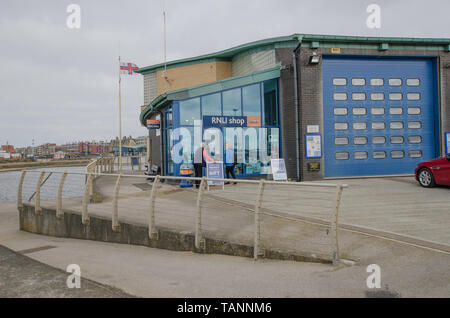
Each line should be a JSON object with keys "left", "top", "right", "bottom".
{"left": 371, "top": 107, "right": 385, "bottom": 115}
{"left": 389, "top": 107, "right": 403, "bottom": 115}
{"left": 406, "top": 79, "right": 420, "bottom": 86}
{"left": 389, "top": 93, "right": 402, "bottom": 101}
{"left": 390, "top": 136, "right": 404, "bottom": 144}
{"left": 371, "top": 93, "right": 384, "bottom": 101}
{"left": 389, "top": 78, "right": 402, "bottom": 86}
{"left": 333, "top": 78, "right": 347, "bottom": 86}
{"left": 352, "top": 78, "right": 366, "bottom": 86}
{"left": 243, "top": 84, "right": 261, "bottom": 117}
{"left": 334, "top": 93, "right": 347, "bottom": 101}
{"left": 352, "top": 93, "right": 366, "bottom": 101}
{"left": 409, "top": 150, "right": 422, "bottom": 158}
{"left": 407, "top": 93, "right": 421, "bottom": 101}
{"left": 370, "top": 78, "right": 384, "bottom": 86}
{"left": 373, "top": 151, "right": 386, "bottom": 159}
{"left": 334, "top": 107, "right": 348, "bottom": 115}
{"left": 334, "top": 122, "right": 349, "bottom": 130}
{"left": 372, "top": 136, "right": 386, "bottom": 144}
{"left": 372, "top": 122, "right": 386, "bottom": 130}
{"left": 335, "top": 152, "right": 349, "bottom": 160}
{"left": 335, "top": 137, "right": 349, "bottom": 145}
{"left": 407, "top": 107, "right": 421, "bottom": 115}
{"left": 353, "top": 122, "right": 367, "bottom": 130}
{"left": 201, "top": 93, "right": 221, "bottom": 116}
{"left": 391, "top": 150, "right": 405, "bottom": 159}
{"left": 354, "top": 151, "right": 368, "bottom": 160}
{"left": 408, "top": 135, "right": 422, "bottom": 144}
{"left": 354, "top": 136, "right": 368, "bottom": 145}
{"left": 390, "top": 122, "right": 404, "bottom": 129}
{"left": 263, "top": 79, "right": 279, "bottom": 126}
{"left": 408, "top": 121, "right": 422, "bottom": 129}
{"left": 223, "top": 88, "right": 242, "bottom": 116}
{"left": 352, "top": 107, "right": 366, "bottom": 115}
{"left": 179, "top": 98, "right": 200, "bottom": 126}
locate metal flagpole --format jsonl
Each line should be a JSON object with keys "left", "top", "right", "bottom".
{"left": 118, "top": 55, "right": 123, "bottom": 172}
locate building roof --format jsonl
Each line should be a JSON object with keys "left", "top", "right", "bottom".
{"left": 136, "top": 33, "right": 450, "bottom": 74}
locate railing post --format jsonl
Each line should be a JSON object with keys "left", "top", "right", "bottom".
{"left": 112, "top": 174, "right": 122, "bottom": 232}
{"left": 81, "top": 173, "right": 93, "bottom": 225}
{"left": 254, "top": 179, "right": 265, "bottom": 260}
{"left": 56, "top": 172, "right": 68, "bottom": 219}
{"left": 35, "top": 171, "right": 46, "bottom": 215}
{"left": 148, "top": 175, "right": 160, "bottom": 240}
{"left": 17, "top": 170, "right": 27, "bottom": 211}
{"left": 331, "top": 184, "right": 344, "bottom": 264}
{"left": 110, "top": 158, "right": 114, "bottom": 173}
{"left": 138, "top": 157, "right": 142, "bottom": 171}
{"left": 195, "top": 177, "right": 206, "bottom": 250}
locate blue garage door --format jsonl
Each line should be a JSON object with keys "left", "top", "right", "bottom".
{"left": 323, "top": 56, "right": 438, "bottom": 177}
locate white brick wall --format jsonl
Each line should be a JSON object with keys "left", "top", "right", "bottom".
{"left": 232, "top": 50, "right": 276, "bottom": 77}
{"left": 143, "top": 72, "right": 158, "bottom": 105}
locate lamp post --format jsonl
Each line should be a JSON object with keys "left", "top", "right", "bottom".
{"left": 118, "top": 56, "right": 123, "bottom": 172}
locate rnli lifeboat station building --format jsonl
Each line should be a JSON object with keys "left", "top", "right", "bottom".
{"left": 137, "top": 34, "right": 450, "bottom": 181}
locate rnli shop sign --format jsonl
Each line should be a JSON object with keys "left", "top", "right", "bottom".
{"left": 147, "top": 119, "right": 160, "bottom": 130}
{"left": 203, "top": 116, "right": 261, "bottom": 128}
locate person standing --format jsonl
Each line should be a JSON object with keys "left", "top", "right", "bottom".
{"left": 224, "top": 142, "right": 237, "bottom": 184}
{"left": 193, "top": 142, "right": 214, "bottom": 188}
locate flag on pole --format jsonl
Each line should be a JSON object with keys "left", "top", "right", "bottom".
{"left": 120, "top": 62, "right": 139, "bottom": 75}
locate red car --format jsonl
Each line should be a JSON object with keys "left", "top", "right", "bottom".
{"left": 415, "top": 155, "right": 450, "bottom": 187}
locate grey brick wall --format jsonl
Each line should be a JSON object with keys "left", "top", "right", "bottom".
{"left": 232, "top": 50, "right": 277, "bottom": 77}
{"left": 277, "top": 46, "right": 450, "bottom": 181}
{"left": 143, "top": 72, "right": 158, "bottom": 105}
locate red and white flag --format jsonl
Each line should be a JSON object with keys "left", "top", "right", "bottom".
{"left": 120, "top": 62, "right": 139, "bottom": 75}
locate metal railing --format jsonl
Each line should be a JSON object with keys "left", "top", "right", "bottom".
{"left": 17, "top": 170, "right": 347, "bottom": 264}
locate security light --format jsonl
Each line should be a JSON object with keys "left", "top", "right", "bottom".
{"left": 309, "top": 53, "right": 320, "bottom": 64}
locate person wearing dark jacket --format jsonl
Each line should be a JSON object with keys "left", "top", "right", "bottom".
{"left": 193, "top": 142, "right": 214, "bottom": 188}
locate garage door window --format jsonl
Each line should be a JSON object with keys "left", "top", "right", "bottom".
{"left": 390, "top": 122, "right": 404, "bottom": 129}
{"left": 372, "top": 136, "right": 386, "bottom": 144}
{"left": 407, "top": 93, "right": 421, "bottom": 101}
{"left": 391, "top": 150, "right": 405, "bottom": 159}
{"left": 354, "top": 136, "right": 368, "bottom": 145}
{"left": 371, "top": 93, "right": 384, "bottom": 101}
{"left": 333, "top": 93, "right": 347, "bottom": 101}
{"left": 373, "top": 151, "right": 386, "bottom": 159}
{"left": 352, "top": 78, "right": 366, "bottom": 86}
{"left": 407, "top": 107, "right": 421, "bottom": 115}
{"left": 334, "top": 107, "right": 348, "bottom": 115}
{"left": 335, "top": 122, "right": 348, "bottom": 130}
{"left": 371, "top": 107, "right": 385, "bottom": 115}
{"left": 370, "top": 78, "right": 384, "bottom": 86}
{"left": 409, "top": 150, "right": 422, "bottom": 158}
{"left": 390, "top": 136, "right": 404, "bottom": 144}
{"left": 352, "top": 93, "right": 366, "bottom": 101}
{"left": 352, "top": 107, "right": 366, "bottom": 115}
{"left": 389, "top": 93, "right": 403, "bottom": 101}
{"left": 335, "top": 137, "right": 349, "bottom": 145}
{"left": 335, "top": 152, "right": 349, "bottom": 160}
{"left": 353, "top": 122, "right": 367, "bottom": 130}
{"left": 408, "top": 135, "right": 422, "bottom": 144}
{"left": 333, "top": 78, "right": 347, "bottom": 86}
{"left": 389, "top": 107, "right": 403, "bottom": 115}
{"left": 408, "top": 121, "right": 422, "bottom": 129}
{"left": 372, "top": 122, "right": 386, "bottom": 130}
{"left": 354, "top": 151, "right": 368, "bottom": 160}
{"left": 389, "top": 78, "right": 402, "bottom": 86}
{"left": 406, "top": 79, "right": 420, "bottom": 86}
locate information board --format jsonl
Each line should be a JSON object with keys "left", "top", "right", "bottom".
{"left": 271, "top": 158, "right": 287, "bottom": 181}
{"left": 305, "top": 134, "right": 322, "bottom": 159}
{"left": 445, "top": 132, "right": 450, "bottom": 155}
{"left": 206, "top": 161, "right": 224, "bottom": 190}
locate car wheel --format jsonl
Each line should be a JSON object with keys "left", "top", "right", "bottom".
{"left": 418, "top": 168, "right": 436, "bottom": 188}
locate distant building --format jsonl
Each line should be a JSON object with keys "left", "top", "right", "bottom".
{"left": 1, "top": 145, "right": 15, "bottom": 153}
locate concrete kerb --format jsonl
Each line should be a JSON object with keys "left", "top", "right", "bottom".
{"left": 19, "top": 203, "right": 332, "bottom": 264}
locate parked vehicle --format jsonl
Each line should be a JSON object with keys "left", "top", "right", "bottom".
{"left": 415, "top": 155, "right": 450, "bottom": 187}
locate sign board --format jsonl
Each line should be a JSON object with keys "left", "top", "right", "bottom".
{"left": 307, "top": 162, "right": 321, "bottom": 172}
{"left": 445, "top": 132, "right": 450, "bottom": 155}
{"left": 147, "top": 119, "right": 160, "bottom": 130}
{"left": 305, "top": 134, "right": 322, "bottom": 159}
{"left": 203, "top": 116, "right": 261, "bottom": 128}
{"left": 307, "top": 125, "right": 320, "bottom": 133}
{"left": 271, "top": 158, "right": 287, "bottom": 181}
{"left": 206, "top": 161, "right": 224, "bottom": 190}
{"left": 331, "top": 48, "right": 341, "bottom": 54}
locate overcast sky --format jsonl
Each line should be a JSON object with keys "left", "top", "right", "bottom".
{"left": 1, "top": 0, "right": 449, "bottom": 148}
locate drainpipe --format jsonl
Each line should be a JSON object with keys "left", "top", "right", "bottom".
{"left": 292, "top": 38, "right": 302, "bottom": 182}
{"left": 155, "top": 110, "right": 164, "bottom": 176}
